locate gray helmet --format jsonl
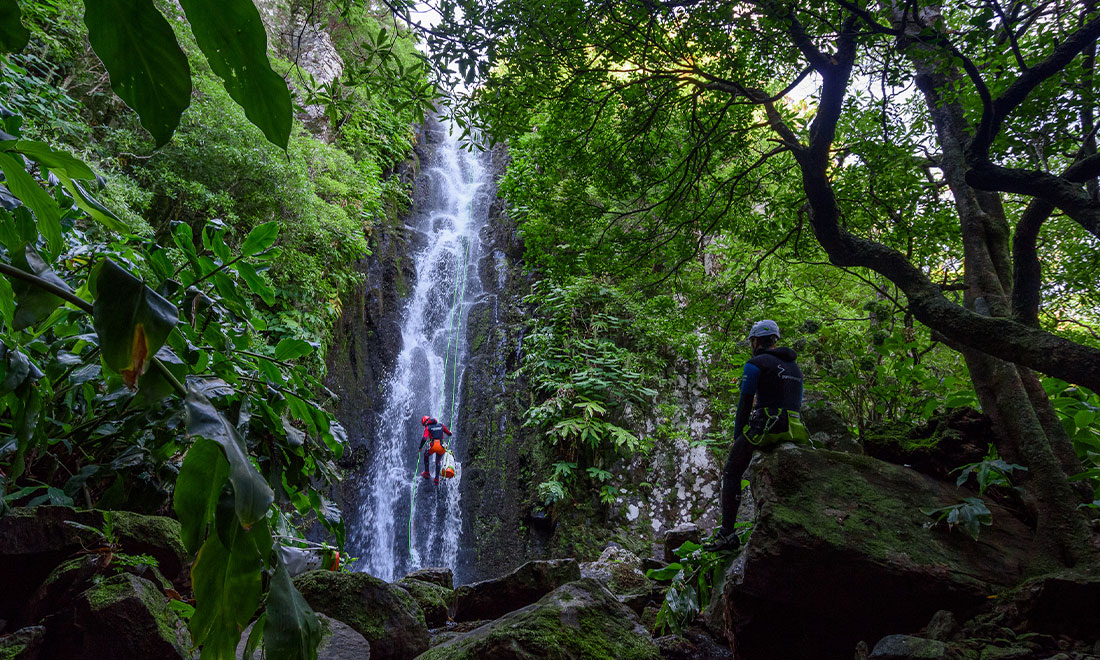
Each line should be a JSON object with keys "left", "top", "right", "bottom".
{"left": 748, "top": 319, "right": 780, "bottom": 340}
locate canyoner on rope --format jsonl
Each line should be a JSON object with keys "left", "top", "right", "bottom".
{"left": 419, "top": 415, "right": 453, "bottom": 485}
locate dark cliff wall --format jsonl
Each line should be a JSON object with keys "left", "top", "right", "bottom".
{"left": 453, "top": 144, "right": 542, "bottom": 582}
{"left": 323, "top": 129, "right": 432, "bottom": 518}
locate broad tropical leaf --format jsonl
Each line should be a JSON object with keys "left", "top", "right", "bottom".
{"left": 190, "top": 512, "right": 266, "bottom": 659}
{"left": 240, "top": 221, "right": 279, "bottom": 256}
{"left": 178, "top": 0, "right": 291, "bottom": 148}
{"left": 0, "top": 152, "right": 61, "bottom": 254}
{"left": 0, "top": 0, "right": 29, "bottom": 53}
{"left": 174, "top": 436, "right": 231, "bottom": 555}
{"left": 264, "top": 552, "right": 321, "bottom": 660}
{"left": 83, "top": 0, "right": 191, "bottom": 147}
{"left": 185, "top": 386, "right": 274, "bottom": 527}
{"left": 90, "top": 259, "right": 178, "bottom": 388}
{"left": 10, "top": 245, "right": 74, "bottom": 330}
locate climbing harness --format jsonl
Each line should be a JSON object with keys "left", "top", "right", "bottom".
{"left": 745, "top": 408, "right": 810, "bottom": 448}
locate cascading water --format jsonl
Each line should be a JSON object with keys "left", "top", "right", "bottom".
{"left": 349, "top": 123, "right": 491, "bottom": 581}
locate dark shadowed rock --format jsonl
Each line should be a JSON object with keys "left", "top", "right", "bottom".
{"left": 869, "top": 635, "right": 949, "bottom": 659}
{"left": 0, "top": 507, "right": 187, "bottom": 623}
{"left": 404, "top": 566, "right": 454, "bottom": 590}
{"left": 395, "top": 577, "right": 452, "bottom": 627}
{"left": 293, "top": 570, "right": 427, "bottom": 660}
{"left": 662, "top": 524, "right": 701, "bottom": 563}
{"left": 237, "top": 612, "right": 371, "bottom": 660}
{"left": 418, "top": 579, "right": 661, "bottom": 660}
{"left": 655, "top": 627, "right": 734, "bottom": 660}
{"left": 24, "top": 555, "right": 172, "bottom": 628}
{"left": 39, "top": 573, "right": 190, "bottom": 659}
{"left": 1007, "top": 573, "right": 1100, "bottom": 640}
{"left": 452, "top": 558, "right": 580, "bottom": 622}
{"left": 0, "top": 625, "right": 44, "bottom": 660}
{"left": 722, "top": 446, "right": 1034, "bottom": 660}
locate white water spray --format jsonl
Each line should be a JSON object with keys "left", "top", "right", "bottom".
{"left": 350, "top": 124, "right": 491, "bottom": 581}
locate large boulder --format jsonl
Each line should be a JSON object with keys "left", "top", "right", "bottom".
{"left": 452, "top": 558, "right": 580, "bottom": 622}
{"left": 395, "top": 577, "right": 453, "bottom": 627}
{"left": 418, "top": 579, "right": 662, "bottom": 660}
{"left": 722, "top": 446, "right": 1034, "bottom": 660}
{"left": 293, "top": 570, "right": 428, "bottom": 660}
{"left": 38, "top": 572, "right": 191, "bottom": 659}
{"left": 24, "top": 554, "right": 172, "bottom": 627}
{"left": 662, "top": 524, "right": 702, "bottom": 563}
{"left": 404, "top": 566, "right": 454, "bottom": 590}
{"left": 0, "top": 506, "right": 188, "bottom": 622}
{"left": 580, "top": 545, "right": 650, "bottom": 595}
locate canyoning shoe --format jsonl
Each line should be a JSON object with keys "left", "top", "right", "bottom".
{"left": 703, "top": 530, "right": 741, "bottom": 553}
{"left": 421, "top": 470, "right": 431, "bottom": 479}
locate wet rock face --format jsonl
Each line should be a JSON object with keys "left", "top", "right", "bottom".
{"left": 452, "top": 559, "right": 581, "bottom": 622}
{"left": 721, "top": 446, "right": 1034, "bottom": 660}
{"left": 419, "top": 579, "right": 662, "bottom": 660}
{"left": 293, "top": 570, "right": 428, "bottom": 660}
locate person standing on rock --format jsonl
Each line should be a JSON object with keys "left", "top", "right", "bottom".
{"left": 419, "top": 415, "right": 452, "bottom": 485}
{"left": 708, "top": 320, "right": 807, "bottom": 551}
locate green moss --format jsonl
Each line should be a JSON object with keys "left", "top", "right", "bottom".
{"left": 0, "top": 644, "right": 27, "bottom": 660}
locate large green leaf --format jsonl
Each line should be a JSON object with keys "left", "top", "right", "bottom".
{"left": 178, "top": 0, "right": 292, "bottom": 149}
{"left": 57, "top": 175, "right": 129, "bottom": 233}
{"left": 264, "top": 553, "right": 321, "bottom": 660}
{"left": 0, "top": 339, "right": 43, "bottom": 395}
{"left": 185, "top": 386, "right": 274, "bottom": 527}
{"left": 0, "top": 0, "right": 29, "bottom": 53}
{"left": 0, "top": 152, "right": 61, "bottom": 255}
{"left": 240, "top": 221, "right": 280, "bottom": 256}
{"left": 83, "top": 0, "right": 191, "bottom": 147}
{"left": 174, "top": 436, "right": 231, "bottom": 555}
{"left": 9, "top": 140, "right": 95, "bottom": 179}
{"left": 90, "top": 259, "right": 178, "bottom": 388}
{"left": 190, "top": 513, "right": 266, "bottom": 659}
{"left": 10, "top": 245, "right": 74, "bottom": 330}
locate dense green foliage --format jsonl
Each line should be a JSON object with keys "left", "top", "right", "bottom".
{"left": 0, "top": 0, "right": 428, "bottom": 657}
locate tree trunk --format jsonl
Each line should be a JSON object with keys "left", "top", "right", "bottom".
{"left": 901, "top": 20, "right": 1093, "bottom": 566}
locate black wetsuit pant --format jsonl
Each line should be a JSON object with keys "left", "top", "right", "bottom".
{"left": 720, "top": 434, "right": 753, "bottom": 535}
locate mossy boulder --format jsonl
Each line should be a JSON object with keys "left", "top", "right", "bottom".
{"left": 869, "top": 635, "right": 949, "bottom": 659}
{"left": 580, "top": 546, "right": 651, "bottom": 596}
{"left": 453, "top": 559, "right": 580, "bottom": 622}
{"left": 418, "top": 579, "right": 661, "bottom": 660}
{"left": 0, "top": 626, "right": 44, "bottom": 660}
{"left": 395, "top": 577, "right": 452, "bottom": 627}
{"left": 721, "top": 445, "right": 1034, "bottom": 660}
{"left": 39, "top": 573, "right": 190, "bottom": 659}
{"left": 0, "top": 506, "right": 188, "bottom": 623}
{"left": 292, "top": 570, "right": 428, "bottom": 660}
{"left": 24, "top": 554, "right": 172, "bottom": 627}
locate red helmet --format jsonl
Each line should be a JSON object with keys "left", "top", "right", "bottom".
{"left": 421, "top": 415, "right": 431, "bottom": 425}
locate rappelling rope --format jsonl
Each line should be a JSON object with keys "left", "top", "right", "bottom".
{"left": 441, "top": 234, "right": 471, "bottom": 428}
{"left": 410, "top": 232, "right": 471, "bottom": 561}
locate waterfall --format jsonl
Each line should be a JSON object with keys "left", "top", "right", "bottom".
{"left": 349, "top": 123, "right": 491, "bottom": 581}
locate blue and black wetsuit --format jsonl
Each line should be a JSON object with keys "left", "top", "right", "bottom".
{"left": 720, "top": 346, "right": 803, "bottom": 536}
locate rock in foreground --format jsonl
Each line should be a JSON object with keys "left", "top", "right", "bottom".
{"left": 293, "top": 570, "right": 427, "bottom": 660}
{"left": 722, "top": 446, "right": 1035, "bottom": 660}
{"left": 419, "top": 578, "right": 661, "bottom": 660}
{"left": 452, "top": 558, "right": 580, "bottom": 622}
